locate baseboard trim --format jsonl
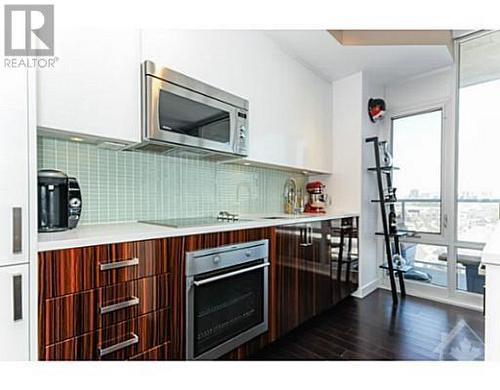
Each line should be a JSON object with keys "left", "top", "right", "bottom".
{"left": 378, "top": 283, "right": 483, "bottom": 312}
{"left": 352, "top": 278, "right": 380, "bottom": 298}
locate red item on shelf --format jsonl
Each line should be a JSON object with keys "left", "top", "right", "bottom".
{"left": 305, "top": 181, "right": 328, "bottom": 213}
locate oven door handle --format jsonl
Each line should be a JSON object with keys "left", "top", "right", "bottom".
{"left": 193, "top": 262, "right": 269, "bottom": 287}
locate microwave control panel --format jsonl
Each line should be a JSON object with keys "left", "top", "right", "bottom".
{"left": 237, "top": 110, "right": 249, "bottom": 155}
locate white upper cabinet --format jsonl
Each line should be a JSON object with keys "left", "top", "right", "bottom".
{"left": 37, "top": 28, "right": 141, "bottom": 143}
{"left": 37, "top": 29, "right": 332, "bottom": 172}
{"left": 140, "top": 30, "right": 332, "bottom": 173}
{"left": 0, "top": 263, "right": 29, "bottom": 361}
{"left": 0, "top": 68, "right": 29, "bottom": 267}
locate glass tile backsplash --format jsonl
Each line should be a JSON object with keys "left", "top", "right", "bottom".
{"left": 37, "top": 136, "right": 305, "bottom": 225}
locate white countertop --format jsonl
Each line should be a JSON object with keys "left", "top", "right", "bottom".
{"left": 482, "top": 221, "right": 500, "bottom": 266}
{"left": 38, "top": 212, "right": 358, "bottom": 252}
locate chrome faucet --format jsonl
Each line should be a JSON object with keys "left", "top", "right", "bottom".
{"left": 284, "top": 177, "right": 303, "bottom": 214}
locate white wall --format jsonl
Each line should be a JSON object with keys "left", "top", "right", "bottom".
{"left": 359, "top": 73, "right": 386, "bottom": 295}
{"left": 141, "top": 30, "right": 333, "bottom": 173}
{"left": 385, "top": 67, "right": 453, "bottom": 115}
{"left": 323, "top": 72, "right": 363, "bottom": 214}
{"left": 319, "top": 71, "right": 382, "bottom": 297}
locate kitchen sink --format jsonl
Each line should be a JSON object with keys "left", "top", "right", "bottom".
{"left": 261, "top": 214, "right": 311, "bottom": 219}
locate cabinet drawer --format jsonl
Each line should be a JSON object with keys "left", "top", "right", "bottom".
{"left": 40, "top": 274, "right": 169, "bottom": 346}
{"left": 41, "top": 309, "right": 169, "bottom": 360}
{"left": 39, "top": 239, "right": 169, "bottom": 299}
{"left": 129, "top": 341, "right": 170, "bottom": 360}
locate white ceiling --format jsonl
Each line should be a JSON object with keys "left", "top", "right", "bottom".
{"left": 265, "top": 30, "right": 454, "bottom": 85}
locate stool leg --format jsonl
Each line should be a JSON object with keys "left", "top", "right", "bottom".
{"left": 398, "top": 271, "right": 406, "bottom": 297}
{"left": 337, "top": 227, "right": 345, "bottom": 282}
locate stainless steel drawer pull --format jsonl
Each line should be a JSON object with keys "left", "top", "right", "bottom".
{"left": 193, "top": 262, "right": 269, "bottom": 287}
{"left": 99, "top": 257, "right": 139, "bottom": 271}
{"left": 100, "top": 296, "right": 140, "bottom": 315}
{"left": 299, "top": 224, "right": 313, "bottom": 247}
{"left": 98, "top": 333, "right": 139, "bottom": 357}
{"left": 12, "top": 274, "right": 23, "bottom": 321}
{"left": 12, "top": 207, "right": 22, "bottom": 254}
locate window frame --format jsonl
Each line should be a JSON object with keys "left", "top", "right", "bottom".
{"left": 379, "top": 33, "right": 492, "bottom": 306}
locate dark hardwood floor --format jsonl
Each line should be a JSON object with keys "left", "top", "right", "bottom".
{"left": 251, "top": 289, "right": 485, "bottom": 361}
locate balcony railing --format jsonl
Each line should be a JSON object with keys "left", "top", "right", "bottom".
{"left": 394, "top": 198, "right": 500, "bottom": 238}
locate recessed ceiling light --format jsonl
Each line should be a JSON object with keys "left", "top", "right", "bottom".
{"left": 302, "top": 171, "right": 309, "bottom": 175}
{"left": 243, "top": 162, "right": 251, "bottom": 166}
{"left": 70, "top": 137, "right": 83, "bottom": 142}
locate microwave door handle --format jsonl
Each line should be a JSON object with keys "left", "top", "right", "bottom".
{"left": 193, "top": 262, "right": 269, "bottom": 287}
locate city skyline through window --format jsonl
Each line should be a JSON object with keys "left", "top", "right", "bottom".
{"left": 392, "top": 110, "right": 442, "bottom": 234}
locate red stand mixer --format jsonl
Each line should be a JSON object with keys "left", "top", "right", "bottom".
{"left": 304, "top": 181, "right": 329, "bottom": 214}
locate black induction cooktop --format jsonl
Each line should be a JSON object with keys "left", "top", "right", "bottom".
{"left": 139, "top": 216, "right": 251, "bottom": 228}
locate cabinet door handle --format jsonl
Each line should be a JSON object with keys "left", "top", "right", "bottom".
{"left": 12, "top": 274, "right": 23, "bottom": 321}
{"left": 300, "top": 224, "right": 313, "bottom": 247}
{"left": 100, "top": 296, "right": 140, "bottom": 315}
{"left": 98, "top": 333, "right": 139, "bottom": 357}
{"left": 299, "top": 226, "right": 308, "bottom": 247}
{"left": 12, "top": 207, "right": 22, "bottom": 254}
{"left": 100, "top": 257, "right": 139, "bottom": 271}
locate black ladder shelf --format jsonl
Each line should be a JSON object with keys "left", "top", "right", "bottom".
{"left": 366, "top": 136, "right": 408, "bottom": 304}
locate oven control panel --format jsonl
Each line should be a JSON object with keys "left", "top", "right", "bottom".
{"left": 185, "top": 240, "right": 268, "bottom": 277}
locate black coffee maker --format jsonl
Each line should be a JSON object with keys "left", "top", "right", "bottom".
{"left": 38, "top": 169, "right": 82, "bottom": 232}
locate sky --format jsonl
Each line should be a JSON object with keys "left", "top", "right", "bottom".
{"left": 393, "top": 110, "right": 441, "bottom": 199}
{"left": 458, "top": 78, "right": 500, "bottom": 199}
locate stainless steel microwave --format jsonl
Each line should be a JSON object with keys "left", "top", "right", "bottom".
{"left": 137, "top": 60, "right": 249, "bottom": 157}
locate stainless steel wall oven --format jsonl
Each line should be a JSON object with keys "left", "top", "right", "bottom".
{"left": 185, "top": 240, "right": 269, "bottom": 360}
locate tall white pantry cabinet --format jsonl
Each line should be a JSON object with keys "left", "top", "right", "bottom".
{"left": 0, "top": 67, "right": 33, "bottom": 360}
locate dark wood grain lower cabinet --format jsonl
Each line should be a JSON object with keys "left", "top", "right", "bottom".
{"left": 38, "top": 239, "right": 170, "bottom": 299}
{"left": 40, "top": 274, "right": 169, "bottom": 347}
{"left": 41, "top": 309, "right": 170, "bottom": 360}
{"left": 275, "top": 223, "right": 303, "bottom": 336}
{"left": 275, "top": 219, "right": 358, "bottom": 340}
{"left": 129, "top": 342, "right": 171, "bottom": 360}
{"left": 37, "top": 226, "right": 318, "bottom": 361}
{"left": 276, "top": 222, "right": 331, "bottom": 337}
{"left": 309, "top": 221, "right": 334, "bottom": 315}
{"left": 39, "top": 237, "right": 188, "bottom": 361}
